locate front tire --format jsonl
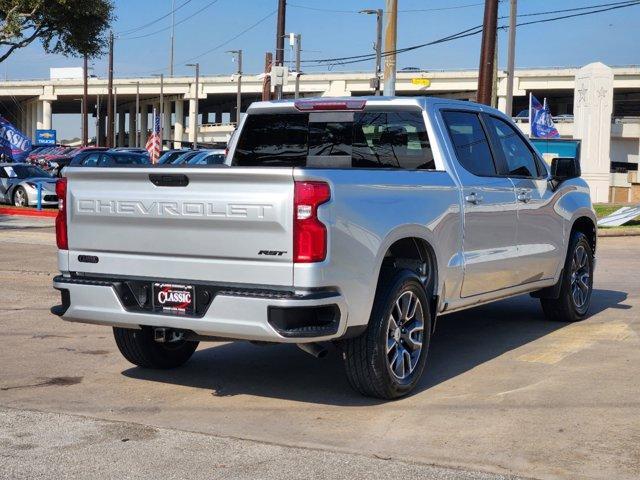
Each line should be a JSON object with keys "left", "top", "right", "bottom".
{"left": 113, "top": 327, "right": 199, "bottom": 369}
{"left": 341, "top": 269, "right": 432, "bottom": 399}
{"left": 540, "top": 231, "right": 594, "bottom": 322}
{"left": 13, "top": 187, "right": 28, "bottom": 207}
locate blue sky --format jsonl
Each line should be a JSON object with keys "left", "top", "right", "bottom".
{"left": 2, "top": 0, "right": 640, "bottom": 81}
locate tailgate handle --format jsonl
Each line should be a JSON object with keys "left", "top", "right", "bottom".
{"left": 149, "top": 174, "right": 189, "bottom": 187}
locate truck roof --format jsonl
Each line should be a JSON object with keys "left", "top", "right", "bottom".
{"left": 246, "top": 95, "right": 504, "bottom": 116}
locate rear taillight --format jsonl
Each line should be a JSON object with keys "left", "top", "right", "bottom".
{"left": 293, "top": 181, "right": 331, "bottom": 263}
{"left": 55, "top": 178, "right": 68, "bottom": 250}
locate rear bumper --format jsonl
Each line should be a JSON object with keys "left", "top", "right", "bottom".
{"left": 52, "top": 275, "right": 348, "bottom": 343}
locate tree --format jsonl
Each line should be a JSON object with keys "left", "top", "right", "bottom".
{"left": 0, "top": 0, "right": 114, "bottom": 63}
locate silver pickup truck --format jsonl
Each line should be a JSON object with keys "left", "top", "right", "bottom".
{"left": 52, "top": 97, "right": 596, "bottom": 399}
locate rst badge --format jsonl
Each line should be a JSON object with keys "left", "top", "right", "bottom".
{"left": 153, "top": 283, "right": 194, "bottom": 315}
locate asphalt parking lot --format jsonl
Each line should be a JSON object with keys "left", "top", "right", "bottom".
{"left": 1, "top": 216, "right": 638, "bottom": 480}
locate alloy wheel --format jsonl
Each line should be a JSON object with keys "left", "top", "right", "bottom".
{"left": 570, "top": 245, "right": 591, "bottom": 311}
{"left": 14, "top": 189, "right": 27, "bottom": 207}
{"left": 386, "top": 290, "right": 424, "bottom": 380}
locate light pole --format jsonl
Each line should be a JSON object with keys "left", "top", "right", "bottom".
{"left": 360, "top": 9, "right": 383, "bottom": 95}
{"left": 227, "top": 50, "right": 243, "bottom": 124}
{"left": 169, "top": 0, "right": 175, "bottom": 76}
{"left": 186, "top": 63, "right": 199, "bottom": 149}
{"left": 505, "top": 0, "right": 518, "bottom": 116}
{"left": 287, "top": 33, "right": 302, "bottom": 98}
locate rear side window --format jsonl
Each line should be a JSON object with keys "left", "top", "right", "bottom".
{"left": 234, "top": 114, "right": 308, "bottom": 167}
{"left": 488, "top": 116, "right": 541, "bottom": 178}
{"left": 442, "top": 111, "right": 496, "bottom": 177}
{"left": 233, "top": 109, "right": 435, "bottom": 170}
{"left": 80, "top": 152, "right": 101, "bottom": 167}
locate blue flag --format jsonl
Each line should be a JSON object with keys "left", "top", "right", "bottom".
{"left": 530, "top": 95, "right": 559, "bottom": 139}
{"left": 0, "top": 116, "right": 32, "bottom": 161}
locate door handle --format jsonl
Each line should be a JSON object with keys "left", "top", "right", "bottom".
{"left": 465, "top": 192, "right": 483, "bottom": 205}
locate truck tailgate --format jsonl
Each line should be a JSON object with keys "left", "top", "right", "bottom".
{"left": 64, "top": 167, "right": 294, "bottom": 286}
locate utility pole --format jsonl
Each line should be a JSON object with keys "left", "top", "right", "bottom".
{"left": 274, "top": 0, "right": 286, "bottom": 99}
{"left": 82, "top": 54, "right": 88, "bottom": 146}
{"left": 135, "top": 82, "right": 140, "bottom": 147}
{"left": 262, "top": 52, "right": 273, "bottom": 101}
{"left": 383, "top": 0, "right": 397, "bottom": 96}
{"left": 169, "top": 0, "right": 175, "bottom": 76}
{"left": 228, "top": 50, "right": 243, "bottom": 123}
{"left": 106, "top": 30, "right": 114, "bottom": 147}
{"left": 505, "top": 0, "right": 517, "bottom": 116}
{"left": 293, "top": 34, "right": 301, "bottom": 98}
{"left": 360, "top": 9, "right": 383, "bottom": 95}
{"left": 186, "top": 63, "right": 199, "bottom": 149}
{"left": 477, "top": 0, "right": 499, "bottom": 105}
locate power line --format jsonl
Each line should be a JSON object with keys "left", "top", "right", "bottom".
{"left": 135, "top": 9, "right": 276, "bottom": 75}
{"left": 287, "top": 1, "right": 487, "bottom": 14}
{"left": 180, "top": 9, "right": 276, "bottom": 64}
{"left": 117, "top": 0, "right": 192, "bottom": 36}
{"left": 302, "top": 0, "right": 640, "bottom": 68}
{"left": 118, "top": 0, "right": 221, "bottom": 40}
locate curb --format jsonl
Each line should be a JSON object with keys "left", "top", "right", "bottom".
{"left": 0, "top": 207, "right": 57, "bottom": 218}
{"left": 598, "top": 228, "right": 640, "bottom": 237}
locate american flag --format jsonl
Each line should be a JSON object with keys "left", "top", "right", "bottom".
{"left": 145, "top": 111, "right": 161, "bottom": 163}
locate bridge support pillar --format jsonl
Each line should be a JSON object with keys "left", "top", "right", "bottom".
{"left": 188, "top": 98, "right": 197, "bottom": 145}
{"left": 41, "top": 100, "right": 52, "bottom": 130}
{"left": 29, "top": 102, "right": 37, "bottom": 141}
{"left": 139, "top": 104, "right": 148, "bottom": 147}
{"left": 36, "top": 100, "right": 43, "bottom": 132}
{"left": 174, "top": 99, "right": 184, "bottom": 148}
{"left": 128, "top": 107, "right": 136, "bottom": 147}
{"left": 163, "top": 99, "right": 171, "bottom": 146}
{"left": 117, "top": 110, "right": 126, "bottom": 147}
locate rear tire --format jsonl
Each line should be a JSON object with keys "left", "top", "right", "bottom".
{"left": 341, "top": 269, "right": 431, "bottom": 399}
{"left": 540, "top": 231, "right": 593, "bottom": 322}
{"left": 113, "top": 327, "right": 199, "bottom": 369}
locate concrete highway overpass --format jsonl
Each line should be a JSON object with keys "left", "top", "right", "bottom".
{"left": 1, "top": 64, "right": 640, "bottom": 202}
{"left": 1, "top": 66, "right": 639, "bottom": 146}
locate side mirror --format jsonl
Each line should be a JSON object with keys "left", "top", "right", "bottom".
{"left": 550, "top": 157, "right": 580, "bottom": 183}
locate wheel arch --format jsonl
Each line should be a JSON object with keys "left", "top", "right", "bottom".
{"left": 373, "top": 231, "right": 440, "bottom": 332}
{"left": 570, "top": 215, "right": 597, "bottom": 255}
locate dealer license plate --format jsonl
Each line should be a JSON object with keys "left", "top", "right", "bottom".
{"left": 152, "top": 283, "right": 194, "bottom": 315}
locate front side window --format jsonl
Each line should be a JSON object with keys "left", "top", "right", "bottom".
{"left": 3, "top": 165, "right": 50, "bottom": 178}
{"left": 489, "top": 116, "right": 540, "bottom": 178}
{"left": 442, "top": 111, "right": 496, "bottom": 177}
{"left": 233, "top": 109, "right": 435, "bottom": 170}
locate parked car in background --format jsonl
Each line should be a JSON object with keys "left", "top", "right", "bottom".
{"left": 186, "top": 149, "right": 226, "bottom": 165}
{"left": 164, "top": 150, "right": 202, "bottom": 165}
{"left": 157, "top": 149, "right": 191, "bottom": 165}
{"left": 69, "top": 150, "right": 150, "bottom": 167}
{"left": 110, "top": 147, "right": 150, "bottom": 155}
{"left": 48, "top": 147, "right": 110, "bottom": 176}
{"left": 0, "top": 163, "right": 57, "bottom": 207}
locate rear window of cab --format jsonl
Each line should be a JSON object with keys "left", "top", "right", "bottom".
{"left": 232, "top": 109, "right": 436, "bottom": 170}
